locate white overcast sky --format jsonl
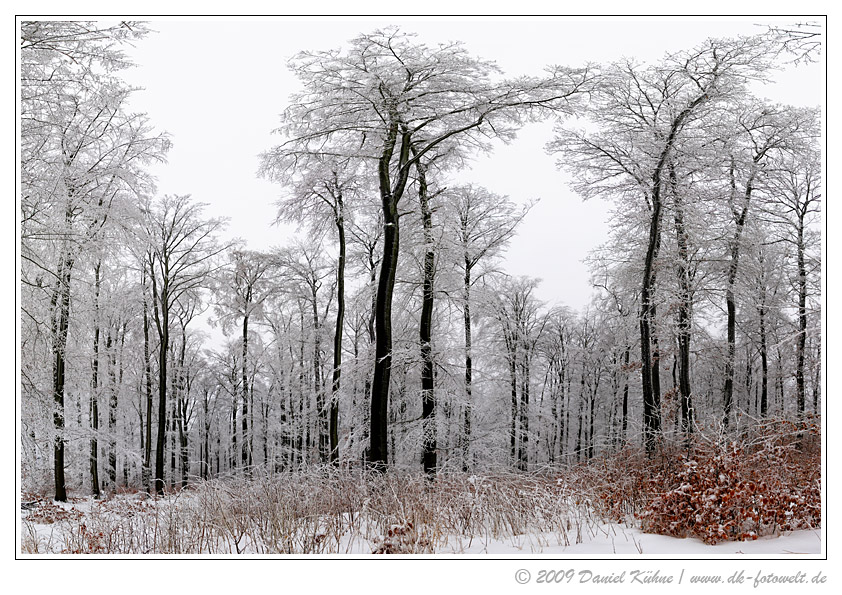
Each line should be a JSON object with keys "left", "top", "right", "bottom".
{"left": 119, "top": 17, "right": 823, "bottom": 311}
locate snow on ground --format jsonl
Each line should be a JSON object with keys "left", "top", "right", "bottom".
{"left": 20, "top": 493, "right": 821, "bottom": 555}
{"left": 442, "top": 525, "right": 822, "bottom": 555}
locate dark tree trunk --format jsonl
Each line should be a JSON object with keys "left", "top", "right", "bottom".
{"left": 152, "top": 275, "right": 169, "bottom": 495}
{"left": 416, "top": 156, "right": 437, "bottom": 475}
{"left": 329, "top": 192, "right": 345, "bottom": 465}
{"left": 462, "top": 259, "right": 473, "bottom": 472}
{"left": 142, "top": 282, "right": 153, "bottom": 491}
{"left": 242, "top": 312, "right": 250, "bottom": 470}
{"left": 508, "top": 339, "right": 518, "bottom": 464}
{"left": 622, "top": 347, "right": 630, "bottom": 442}
{"left": 813, "top": 342, "right": 820, "bottom": 413}
{"left": 369, "top": 118, "right": 411, "bottom": 471}
{"left": 90, "top": 262, "right": 102, "bottom": 498}
{"left": 671, "top": 166, "right": 694, "bottom": 438}
{"left": 311, "top": 287, "right": 327, "bottom": 463}
{"left": 106, "top": 329, "right": 117, "bottom": 487}
{"left": 177, "top": 330, "right": 189, "bottom": 488}
{"left": 51, "top": 245, "right": 74, "bottom": 502}
{"left": 796, "top": 218, "right": 807, "bottom": 415}
{"left": 640, "top": 197, "right": 662, "bottom": 453}
{"left": 724, "top": 158, "right": 756, "bottom": 429}
{"left": 518, "top": 356, "right": 530, "bottom": 470}
{"left": 640, "top": 96, "right": 706, "bottom": 454}
{"left": 758, "top": 248, "right": 769, "bottom": 417}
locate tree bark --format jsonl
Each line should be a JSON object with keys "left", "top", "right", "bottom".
{"left": 151, "top": 271, "right": 169, "bottom": 495}
{"left": 369, "top": 117, "right": 411, "bottom": 471}
{"left": 142, "top": 278, "right": 153, "bottom": 491}
{"left": 416, "top": 156, "right": 437, "bottom": 475}
{"left": 51, "top": 245, "right": 73, "bottom": 502}
{"left": 640, "top": 93, "right": 707, "bottom": 453}
{"left": 795, "top": 214, "right": 807, "bottom": 415}
{"left": 90, "top": 262, "right": 102, "bottom": 498}
{"left": 329, "top": 189, "right": 345, "bottom": 464}
{"left": 241, "top": 311, "right": 250, "bottom": 470}
{"left": 723, "top": 156, "right": 757, "bottom": 428}
{"left": 106, "top": 329, "right": 117, "bottom": 487}
{"left": 670, "top": 165, "right": 694, "bottom": 438}
{"left": 462, "top": 258, "right": 472, "bottom": 472}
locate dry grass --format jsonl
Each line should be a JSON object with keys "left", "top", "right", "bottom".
{"left": 21, "top": 470, "right": 598, "bottom": 554}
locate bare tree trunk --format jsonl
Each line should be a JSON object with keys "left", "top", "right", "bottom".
{"left": 311, "top": 288, "right": 327, "bottom": 463}
{"left": 329, "top": 193, "right": 345, "bottom": 464}
{"left": 640, "top": 202, "right": 662, "bottom": 453}
{"left": 795, "top": 217, "right": 807, "bottom": 415}
{"left": 152, "top": 276, "right": 169, "bottom": 495}
{"left": 107, "top": 329, "right": 117, "bottom": 487}
{"left": 369, "top": 118, "right": 412, "bottom": 471}
{"left": 51, "top": 244, "right": 74, "bottom": 502}
{"left": 724, "top": 158, "right": 756, "bottom": 429}
{"left": 90, "top": 262, "right": 102, "bottom": 498}
{"left": 416, "top": 156, "right": 437, "bottom": 475}
{"left": 241, "top": 312, "right": 250, "bottom": 471}
{"left": 519, "top": 356, "right": 530, "bottom": 471}
{"left": 670, "top": 165, "right": 694, "bottom": 438}
{"left": 142, "top": 280, "right": 153, "bottom": 491}
{"left": 462, "top": 259, "right": 472, "bottom": 472}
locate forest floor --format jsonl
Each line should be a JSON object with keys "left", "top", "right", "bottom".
{"left": 19, "top": 468, "right": 822, "bottom": 555}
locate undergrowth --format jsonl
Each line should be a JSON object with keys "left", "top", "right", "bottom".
{"left": 21, "top": 418, "right": 820, "bottom": 553}
{"left": 578, "top": 417, "right": 821, "bottom": 544}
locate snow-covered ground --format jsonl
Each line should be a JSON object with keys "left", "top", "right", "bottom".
{"left": 444, "top": 525, "right": 821, "bottom": 555}
{"left": 19, "top": 493, "right": 821, "bottom": 556}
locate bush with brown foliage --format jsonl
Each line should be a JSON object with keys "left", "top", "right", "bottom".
{"left": 583, "top": 418, "right": 821, "bottom": 544}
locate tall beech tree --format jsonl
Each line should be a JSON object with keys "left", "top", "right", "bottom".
{"left": 141, "top": 195, "right": 227, "bottom": 494}
{"left": 550, "top": 35, "right": 777, "bottom": 452}
{"left": 718, "top": 101, "right": 810, "bottom": 428}
{"left": 21, "top": 21, "right": 168, "bottom": 500}
{"left": 270, "top": 27, "right": 593, "bottom": 469}
{"left": 261, "top": 155, "right": 367, "bottom": 463}
{"left": 761, "top": 123, "right": 821, "bottom": 416}
{"left": 213, "top": 249, "right": 276, "bottom": 469}
{"left": 442, "top": 185, "right": 531, "bottom": 470}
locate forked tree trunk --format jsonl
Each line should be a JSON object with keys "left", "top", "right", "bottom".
{"left": 369, "top": 119, "right": 411, "bottom": 471}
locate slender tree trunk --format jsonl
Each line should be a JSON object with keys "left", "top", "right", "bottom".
{"left": 640, "top": 98, "right": 705, "bottom": 453}
{"left": 462, "top": 260, "right": 473, "bottom": 472}
{"left": 758, "top": 248, "right": 769, "bottom": 418}
{"left": 724, "top": 159, "right": 756, "bottom": 429}
{"left": 519, "top": 355, "right": 530, "bottom": 471}
{"left": 51, "top": 245, "right": 74, "bottom": 502}
{"left": 508, "top": 337, "right": 518, "bottom": 464}
{"left": 90, "top": 262, "right": 102, "bottom": 498}
{"left": 153, "top": 279, "right": 169, "bottom": 495}
{"left": 142, "top": 282, "right": 153, "bottom": 491}
{"left": 177, "top": 331, "right": 188, "bottom": 488}
{"left": 416, "top": 156, "right": 437, "bottom": 475}
{"left": 795, "top": 217, "right": 807, "bottom": 415}
{"left": 311, "top": 288, "right": 327, "bottom": 463}
{"left": 107, "top": 329, "right": 117, "bottom": 487}
{"left": 671, "top": 170, "right": 694, "bottom": 438}
{"left": 813, "top": 343, "right": 820, "bottom": 413}
{"left": 329, "top": 194, "right": 345, "bottom": 464}
{"left": 640, "top": 197, "right": 662, "bottom": 453}
{"left": 241, "top": 312, "right": 250, "bottom": 470}
{"left": 622, "top": 346, "right": 630, "bottom": 443}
